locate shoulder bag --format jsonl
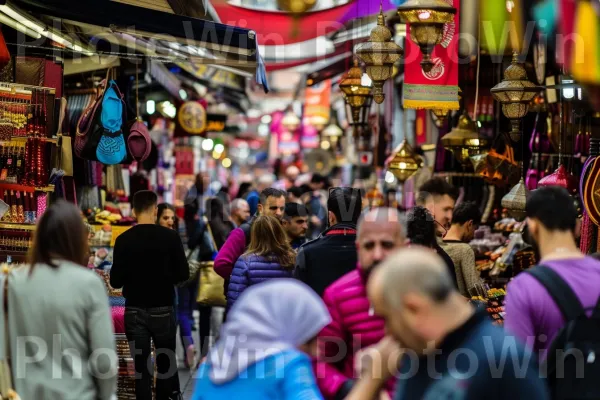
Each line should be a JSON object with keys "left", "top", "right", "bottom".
{"left": 196, "top": 218, "right": 227, "bottom": 307}
{"left": 0, "top": 266, "right": 19, "bottom": 399}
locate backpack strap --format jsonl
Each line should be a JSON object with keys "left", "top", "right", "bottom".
{"left": 526, "top": 265, "right": 585, "bottom": 321}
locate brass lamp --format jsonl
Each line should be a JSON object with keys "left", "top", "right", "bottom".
{"left": 388, "top": 139, "right": 422, "bottom": 182}
{"left": 491, "top": 53, "right": 541, "bottom": 142}
{"left": 397, "top": 0, "right": 456, "bottom": 73}
{"left": 339, "top": 59, "right": 373, "bottom": 127}
{"left": 355, "top": 7, "right": 403, "bottom": 104}
{"left": 431, "top": 109, "right": 449, "bottom": 127}
{"left": 441, "top": 112, "right": 488, "bottom": 166}
{"left": 282, "top": 109, "right": 301, "bottom": 131}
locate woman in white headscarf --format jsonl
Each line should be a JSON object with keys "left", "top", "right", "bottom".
{"left": 191, "top": 279, "right": 330, "bottom": 399}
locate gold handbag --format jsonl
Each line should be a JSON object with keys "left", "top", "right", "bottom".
{"left": 196, "top": 218, "right": 227, "bottom": 307}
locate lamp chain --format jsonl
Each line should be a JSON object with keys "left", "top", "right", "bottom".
{"left": 473, "top": 8, "right": 481, "bottom": 120}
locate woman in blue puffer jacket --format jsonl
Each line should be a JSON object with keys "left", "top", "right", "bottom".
{"left": 227, "top": 215, "right": 296, "bottom": 309}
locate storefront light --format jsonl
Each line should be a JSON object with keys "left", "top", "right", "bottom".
{"left": 385, "top": 171, "right": 396, "bottom": 184}
{"left": 222, "top": 158, "right": 232, "bottom": 168}
{"left": 261, "top": 115, "right": 272, "bottom": 124}
{"left": 214, "top": 144, "right": 225, "bottom": 154}
{"left": 212, "top": 150, "right": 221, "bottom": 159}
{"left": 202, "top": 138, "right": 214, "bottom": 151}
{"left": 161, "top": 101, "right": 176, "bottom": 119}
{"left": 179, "top": 89, "right": 188, "bottom": 100}
{"left": 320, "top": 140, "right": 331, "bottom": 150}
{"left": 0, "top": 13, "right": 40, "bottom": 39}
{"left": 258, "top": 124, "right": 270, "bottom": 137}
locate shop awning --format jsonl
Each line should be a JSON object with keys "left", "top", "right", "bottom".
{"left": 2, "top": 0, "right": 268, "bottom": 91}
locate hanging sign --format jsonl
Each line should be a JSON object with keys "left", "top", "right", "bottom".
{"left": 206, "top": 114, "right": 227, "bottom": 133}
{"left": 304, "top": 80, "right": 331, "bottom": 128}
{"left": 403, "top": 0, "right": 460, "bottom": 111}
{"left": 177, "top": 101, "right": 206, "bottom": 135}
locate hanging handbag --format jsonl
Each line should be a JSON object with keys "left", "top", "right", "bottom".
{"left": 127, "top": 66, "right": 151, "bottom": 162}
{"left": 196, "top": 217, "right": 227, "bottom": 307}
{"left": 1, "top": 266, "right": 20, "bottom": 400}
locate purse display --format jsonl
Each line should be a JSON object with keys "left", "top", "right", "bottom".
{"left": 196, "top": 217, "right": 226, "bottom": 307}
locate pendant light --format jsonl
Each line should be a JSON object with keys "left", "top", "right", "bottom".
{"left": 441, "top": 112, "right": 488, "bottom": 166}
{"left": 387, "top": 139, "right": 422, "bottom": 182}
{"left": 282, "top": 109, "right": 301, "bottom": 131}
{"left": 501, "top": 177, "right": 529, "bottom": 220}
{"left": 355, "top": 5, "right": 403, "bottom": 104}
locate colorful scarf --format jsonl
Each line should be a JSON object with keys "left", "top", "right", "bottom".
{"left": 403, "top": 0, "right": 460, "bottom": 110}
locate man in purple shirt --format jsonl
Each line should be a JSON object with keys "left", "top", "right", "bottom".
{"left": 504, "top": 186, "right": 600, "bottom": 357}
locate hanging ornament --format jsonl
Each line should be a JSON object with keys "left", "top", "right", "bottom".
{"left": 396, "top": 0, "right": 456, "bottom": 72}
{"left": 501, "top": 178, "right": 530, "bottom": 220}
{"left": 355, "top": 6, "right": 404, "bottom": 104}
{"left": 537, "top": 164, "right": 578, "bottom": 193}
{"left": 282, "top": 109, "right": 301, "bottom": 131}
{"left": 387, "top": 139, "right": 422, "bottom": 182}
{"left": 440, "top": 112, "right": 488, "bottom": 166}
{"left": 490, "top": 52, "right": 541, "bottom": 142}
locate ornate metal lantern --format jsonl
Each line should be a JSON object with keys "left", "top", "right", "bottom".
{"left": 388, "top": 139, "right": 422, "bottom": 182}
{"left": 339, "top": 59, "right": 373, "bottom": 142}
{"left": 501, "top": 178, "right": 530, "bottom": 220}
{"left": 441, "top": 112, "right": 488, "bottom": 165}
{"left": 355, "top": 8, "right": 403, "bottom": 104}
{"left": 491, "top": 53, "right": 541, "bottom": 142}
{"left": 397, "top": 0, "right": 456, "bottom": 73}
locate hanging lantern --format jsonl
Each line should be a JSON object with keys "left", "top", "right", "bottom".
{"left": 396, "top": 0, "right": 456, "bottom": 73}
{"left": 491, "top": 53, "right": 541, "bottom": 142}
{"left": 323, "top": 122, "right": 343, "bottom": 138}
{"left": 355, "top": 7, "right": 403, "bottom": 104}
{"left": 309, "top": 115, "right": 329, "bottom": 131}
{"left": 432, "top": 109, "right": 449, "bottom": 126}
{"left": 441, "top": 112, "right": 488, "bottom": 165}
{"left": 282, "top": 109, "right": 301, "bottom": 131}
{"left": 339, "top": 59, "right": 373, "bottom": 126}
{"left": 538, "top": 164, "right": 578, "bottom": 193}
{"left": 501, "top": 178, "right": 530, "bottom": 220}
{"left": 388, "top": 139, "right": 422, "bottom": 182}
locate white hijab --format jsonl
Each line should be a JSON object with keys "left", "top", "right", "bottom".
{"left": 208, "top": 279, "right": 331, "bottom": 384}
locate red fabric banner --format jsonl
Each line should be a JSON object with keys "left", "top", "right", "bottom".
{"left": 403, "top": 0, "right": 460, "bottom": 111}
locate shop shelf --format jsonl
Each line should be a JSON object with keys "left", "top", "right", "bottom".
{"left": 0, "top": 182, "right": 55, "bottom": 192}
{"left": 0, "top": 222, "right": 36, "bottom": 231}
{"left": 0, "top": 136, "right": 59, "bottom": 146}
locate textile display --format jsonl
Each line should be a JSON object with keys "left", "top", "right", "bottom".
{"left": 403, "top": 0, "right": 460, "bottom": 111}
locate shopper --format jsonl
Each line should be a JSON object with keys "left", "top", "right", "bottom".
{"left": 305, "top": 173, "right": 328, "bottom": 239}
{"left": 406, "top": 206, "right": 457, "bottom": 288}
{"left": 246, "top": 174, "right": 276, "bottom": 215}
{"left": 294, "top": 187, "right": 362, "bottom": 297}
{"left": 226, "top": 215, "right": 296, "bottom": 310}
{"left": 111, "top": 190, "right": 189, "bottom": 400}
{"left": 192, "top": 280, "right": 329, "bottom": 399}
{"left": 315, "top": 207, "right": 405, "bottom": 399}
{"left": 349, "top": 248, "right": 548, "bottom": 400}
{"left": 157, "top": 203, "right": 178, "bottom": 230}
{"left": 156, "top": 202, "right": 197, "bottom": 369}
{"left": 214, "top": 188, "right": 285, "bottom": 287}
{"left": 416, "top": 177, "right": 458, "bottom": 236}
{"left": 283, "top": 202, "right": 309, "bottom": 249}
{"left": 441, "top": 201, "right": 482, "bottom": 297}
{"left": 0, "top": 200, "right": 116, "bottom": 400}
{"left": 196, "top": 197, "right": 235, "bottom": 356}
{"left": 505, "top": 187, "right": 600, "bottom": 356}
{"left": 230, "top": 198, "right": 250, "bottom": 228}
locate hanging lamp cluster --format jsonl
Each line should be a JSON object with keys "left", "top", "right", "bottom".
{"left": 491, "top": 53, "right": 541, "bottom": 142}
{"left": 396, "top": 0, "right": 456, "bottom": 73}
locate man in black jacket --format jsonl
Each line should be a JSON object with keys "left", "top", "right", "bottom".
{"left": 294, "top": 187, "right": 363, "bottom": 297}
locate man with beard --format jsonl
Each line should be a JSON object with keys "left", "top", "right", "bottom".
{"left": 282, "top": 202, "right": 309, "bottom": 249}
{"left": 315, "top": 207, "right": 405, "bottom": 400}
{"left": 505, "top": 187, "right": 600, "bottom": 357}
{"left": 348, "top": 248, "right": 547, "bottom": 400}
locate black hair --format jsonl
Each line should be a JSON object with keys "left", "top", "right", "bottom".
{"left": 133, "top": 190, "right": 158, "bottom": 215}
{"left": 417, "top": 178, "right": 459, "bottom": 204}
{"left": 526, "top": 186, "right": 577, "bottom": 232}
{"left": 288, "top": 186, "right": 303, "bottom": 199}
{"left": 406, "top": 206, "right": 436, "bottom": 248}
{"left": 29, "top": 200, "right": 89, "bottom": 271}
{"left": 327, "top": 187, "right": 362, "bottom": 225}
{"left": 206, "top": 197, "right": 234, "bottom": 249}
{"left": 284, "top": 202, "right": 309, "bottom": 220}
{"left": 259, "top": 188, "right": 286, "bottom": 205}
{"left": 236, "top": 182, "right": 253, "bottom": 199}
{"left": 451, "top": 201, "right": 482, "bottom": 226}
{"left": 311, "top": 173, "right": 327, "bottom": 185}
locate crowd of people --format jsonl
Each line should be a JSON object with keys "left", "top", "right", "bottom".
{"left": 3, "top": 171, "right": 600, "bottom": 400}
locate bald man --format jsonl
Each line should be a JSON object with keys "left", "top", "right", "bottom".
{"left": 349, "top": 248, "right": 548, "bottom": 400}
{"left": 315, "top": 208, "right": 405, "bottom": 400}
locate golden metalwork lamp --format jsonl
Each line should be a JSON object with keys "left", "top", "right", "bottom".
{"left": 491, "top": 53, "right": 541, "bottom": 142}
{"left": 339, "top": 59, "right": 373, "bottom": 131}
{"left": 501, "top": 177, "right": 529, "bottom": 220}
{"left": 355, "top": 7, "right": 403, "bottom": 104}
{"left": 441, "top": 112, "right": 488, "bottom": 165}
{"left": 388, "top": 139, "right": 422, "bottom": 182}
{"left": 396, "top": 0, "right": 456, "bottom": 73}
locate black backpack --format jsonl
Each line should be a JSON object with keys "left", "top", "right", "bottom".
{"left": 526, "top": 266, "right": 600, "bottom": 400}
